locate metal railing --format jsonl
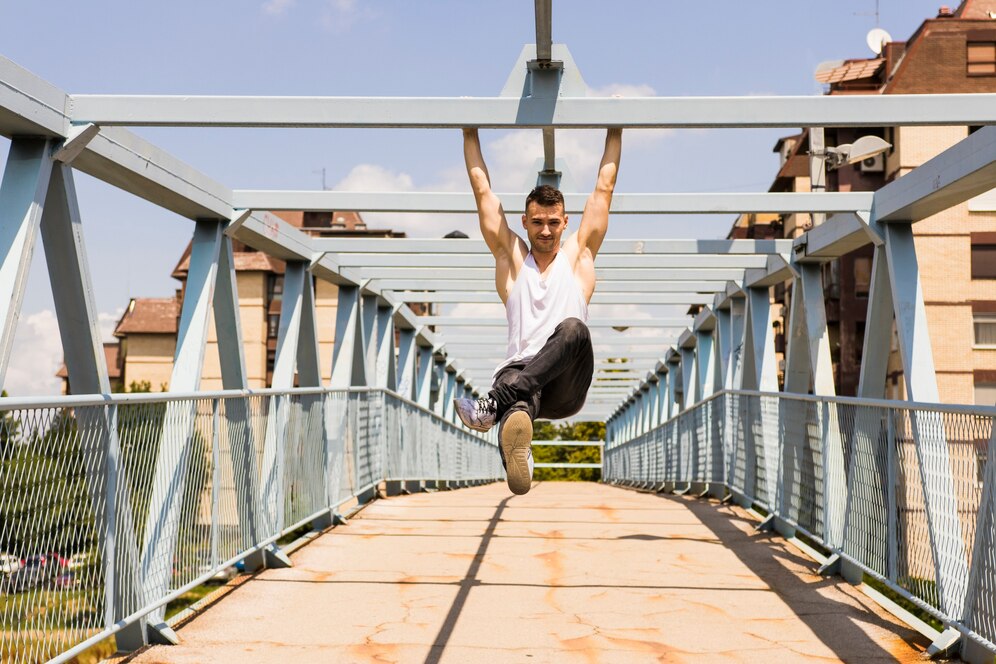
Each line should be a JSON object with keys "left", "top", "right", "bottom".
{"left": 0, "top": 387, "right": 501, "bottom": 664}
{"left": 531, "top": 440, "right": 603, "bottom": 470}
{"left": 603, "top": 390, "right": 996, "bottom": 662}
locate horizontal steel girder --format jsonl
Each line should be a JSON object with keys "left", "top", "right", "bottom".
{"left": 387, "top": 291, "right": 715, "bottom": 305}
{"left": 417, "top": 316, "right": 694, "bottom": 327}
{"left": 236, "top": 191, "right": 872, "bottom": 215}
{"left": 378, "top": 279, "right": 726, "bottom": 293}
{"left": 874, "top": 125, "right": 996, "bottom": 222}
{"left": 69, "top": 94, "right": 996, "bottom": 128}
{"left": 314, "top": 238, "right": 792, "bottom": 255}
{"left": 343, "top": 267, "right": 750, "bottom": 282}
{"left": 331, "top": 254, "right": 770, "bottom": 268}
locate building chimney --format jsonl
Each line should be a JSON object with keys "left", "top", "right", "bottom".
{"left": 937, "top": 5, "right": 953, "bottom": 16}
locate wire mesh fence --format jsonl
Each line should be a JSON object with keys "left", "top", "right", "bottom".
{"left": 604, "top": 389, "right": 996, "bottom": 658}
{"left": 0, "top": 387, "right": 500, "bottom": 664}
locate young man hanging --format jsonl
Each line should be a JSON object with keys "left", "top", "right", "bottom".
{"left": 455, "top": 128, "right": 622, "bottom": 494}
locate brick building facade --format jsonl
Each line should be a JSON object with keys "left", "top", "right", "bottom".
{"left": 61, "top": 211, "right": 407, "bottom": 393}
{"left": 731, "top": 0, "right": 996, "bottom": 405}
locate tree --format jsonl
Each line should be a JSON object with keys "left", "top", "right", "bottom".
{"left": 532, "top": 420, "right": 606, "bottom": 482}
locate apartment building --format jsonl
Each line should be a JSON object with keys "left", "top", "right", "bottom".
{"left": 61, "top": 211, "right": 406, "bottom": 393}
{"left": 731, "top": 0, "right": 996, "bottom": 405}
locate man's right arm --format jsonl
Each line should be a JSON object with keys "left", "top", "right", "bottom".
{"left": 463, "top": 128, "right": 513, "bottom": 257}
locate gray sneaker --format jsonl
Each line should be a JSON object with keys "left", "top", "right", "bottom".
{"left": 454, "top": 396, "right": 497, "bottom": 432}
{"left": 499, "top": 409, "right": 533, "bottom": 495}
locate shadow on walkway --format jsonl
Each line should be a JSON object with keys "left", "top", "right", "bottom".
{"left": 674, "top": 492, "right": 929, "bottom": 662}
{"left": 423, "top": 495, "right": 511, "bottom": 664}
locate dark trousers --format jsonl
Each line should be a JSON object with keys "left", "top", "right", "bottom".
{"left": 489, "top": 317, "right": 594, "bottom": 422}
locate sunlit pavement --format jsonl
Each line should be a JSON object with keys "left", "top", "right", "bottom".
{"left": 126, "top": 482, "right": 931, "bottom": 663}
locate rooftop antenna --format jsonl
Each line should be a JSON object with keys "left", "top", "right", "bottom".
{"left": 854, "top": 0, "right": 880, "bottom": 27}
{"left": 313, "top": 167, "right": 327, "bottom": 190}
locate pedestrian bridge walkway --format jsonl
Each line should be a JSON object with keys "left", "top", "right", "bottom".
{"left": 127, "top": 482, "right": 926, "bottom": 663}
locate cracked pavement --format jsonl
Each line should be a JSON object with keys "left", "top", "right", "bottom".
{"left": 125, "top": 482, "right": 932, "bottom": 663}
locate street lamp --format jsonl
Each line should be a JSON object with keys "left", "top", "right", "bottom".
{"left": 821, "top": 135, "right": 892, "bottom": 170}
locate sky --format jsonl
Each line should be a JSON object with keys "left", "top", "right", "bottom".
{"left": 0, "top": 0, "right": 950, "bottom": 396}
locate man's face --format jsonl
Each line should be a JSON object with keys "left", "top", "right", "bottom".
{"left": 522, "top": 202, "right": 567, "bottom": 254}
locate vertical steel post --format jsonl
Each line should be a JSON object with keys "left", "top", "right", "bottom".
{"left": 0, "top": 138, "right": 52, "bottom": 388}
{"left": 361, "top": 294, "right": 378, "bottom": 385}
{"left": 886, "top": 408, "right": 898, "bottom": 582}
{"left": 331, "top": 284, "right": 368, "bottom": 388}
{"left": 375, "top": 304, "right": 397, "bottom": 390}
{"left": 140, "top": 219, "right": 224, "bottom": 639}
{"left": 857, "top": 245, "right": 893, "bottom": 398}
{"left": 396, "top": 327, "right": 418, "bottom": 400}
{"left": 414, "top": 344, "right": 434, "bottom": 407}
{"left": 210, "top": 398, "right": 221, "bottom": 570}
{"left": 432, "top": 356, "right": 447, "bottom": 416}
{"left": 883, "top": 222, "right": 968, "bottom": 618}
{"left": 696, "top": 329, "right": 718, "bottom": 398}
{"left": 680, "top": 343, "right": 697, "bottom": 408}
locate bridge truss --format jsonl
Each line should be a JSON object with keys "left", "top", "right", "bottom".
{"left": 2, "top": 1, "right": 996, "bottom": 661}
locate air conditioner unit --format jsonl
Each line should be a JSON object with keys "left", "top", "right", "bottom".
{"left": 859, "top": 153, "right": 885, "bottom": 173}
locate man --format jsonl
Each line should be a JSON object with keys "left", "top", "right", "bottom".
{"left": 454, "top": 127, "right": 622, "bottom": 495}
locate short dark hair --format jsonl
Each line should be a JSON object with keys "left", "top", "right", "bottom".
{"left": 524, "top": 185, "right": 565, "bottom": 211}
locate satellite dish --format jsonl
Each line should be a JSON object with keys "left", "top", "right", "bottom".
{"left": 866, "top": 28, "right": 892, "bottom": 56}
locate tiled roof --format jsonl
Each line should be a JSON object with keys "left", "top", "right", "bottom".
{"left": 56, "top": 343, "right": 121, "bottom": 379}
{"left": 815, "top": 58, "right": 884, "bottom": 84}
{"left": 173, "top": 250, "right": 282, "bottom": 278}
{"left": 114, "top": 297, "right": 179, "bottom": 336}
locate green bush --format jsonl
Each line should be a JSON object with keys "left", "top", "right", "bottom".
{"left": 532, "top": 420, "right": 604, "bottom": 481}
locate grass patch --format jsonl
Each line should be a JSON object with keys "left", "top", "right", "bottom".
{"left": 164, "top": 582, "right": 220, "bottom": 620}
{"left": 863, "top": 575, "right": 945, "bottom": 633}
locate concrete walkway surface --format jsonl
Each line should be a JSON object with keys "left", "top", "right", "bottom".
{"left": 125, "top": 482, "right": 934, "bottom": 663}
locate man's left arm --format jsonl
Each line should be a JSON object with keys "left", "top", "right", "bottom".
{"left": 576, "top": 128, "right": 622, "bottom": 259}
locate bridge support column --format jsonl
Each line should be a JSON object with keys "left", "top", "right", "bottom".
{"left": 375, "top": 303, "right": 398, "bottom": 390}
{"left": 331, "top": 285, "right": 368, "bottom": 388}
{"left": 396, "top": 326, "right": 418, "bottom": 401}
{"left": 414, "top": 344, "right": 434, "bottom": 408}
{"left": 136, "top": 219, "right": 226, "bottom": 641}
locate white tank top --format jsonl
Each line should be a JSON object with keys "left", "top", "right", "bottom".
{"left": 494, "top": 251, "right": 589, "bottom": 377}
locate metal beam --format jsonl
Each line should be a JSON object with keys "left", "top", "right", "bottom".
{"left": 69, "top": 93, "right": 996, "bottom": 128}
{"left": 378, "top": 279, "right": 725, "bottom": 293}
{"left": 417, "top": 316, "right": 693, "bottom": 327}
{"left": 345, "top": 267, "right": 751, "bottom": 281}
{"left": 385, "top": 291, "right": 715, "bottom": 305}
{"left": 0, "top": 138, "right": 53, "bottom": 388}
{"left": 314, "top": 238, "right": 793, "bottom": 255}
{"left": 534, "top": 0, "right": 552, "bottom": 61}
{"left": 234, "top": 191, "right": 872, "bottom": 215}
{"left": 330, "top": 253, "right": 769, "bottom": 269}
{"left": 795, "top": 212, "right": 880, "bottom": 262}
{"left": 875, "top": 125, "right": 996, "bottom": 222}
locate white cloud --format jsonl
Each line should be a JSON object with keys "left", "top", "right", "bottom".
{"left": 5, "top": 310, "right": 63, "bottom": 397}
{"left": 99, "top": 308, "right": 125, "bottom": 343}
{"left": 321, "top": 0, "right": 378, "bottom": 33}
{"left": 261, "top": 0, "right": 295, "bottom": 16}
{"left": 333, "top": 164, "right": 414, "bottom": 193}
{"left": 3, "top": 308, "right": 125, "bottom": 397}
{"left": 589, "top": 83, "right": 658, "bottom": 98}
{"left": 331, "top": 164, "right": 479, "bottom": 238}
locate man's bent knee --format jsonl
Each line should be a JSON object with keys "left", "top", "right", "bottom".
{"left": 557, "top": 317, "right": 590, "bottom": 342}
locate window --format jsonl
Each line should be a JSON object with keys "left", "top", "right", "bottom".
{"left": 976, "top": 382, "right": 996, "bottom": 406}
{"left": 971, "top": 234, "right": 996, "bottom": 279}
{"left": 267, "top": 274, "right": 284, "bottom": 302}
{"left": 968, "top": 41, "right": 996, "bottom": 76}
{"left": 853, "top": 256, "right": 872, "bottom": 297}
{"left": 267, "top": 314, "right": 281, "bottom": 339}
{"left": 976, "top": 314, "right": 996, "bottom": 348}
